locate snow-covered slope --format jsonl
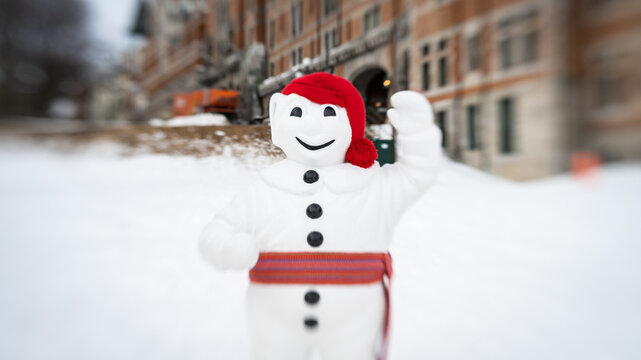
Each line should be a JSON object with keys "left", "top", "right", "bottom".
{"left": 391, "top": 162, "right": 641, "bottom": 359}
{"left": 0, "top": 143, "right": 639, "bottom": 360}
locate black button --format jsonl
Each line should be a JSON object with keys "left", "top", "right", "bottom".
{"left": 306, "top": 203, "right": 322, "bottom": 219}
{"left": 307, "top": 231, "right": 323, "bottom": 247}
{"left": 304, "top": 317, "right": 318, "bottom": 329}
{"left": 303, "top": 170, "right": 319, "bottom": 184}
{"left": 304, "top": 291, "right": 320, "bottom": 305}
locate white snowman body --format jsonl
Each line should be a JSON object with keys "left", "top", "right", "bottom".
{"left": 200, "top": 88, "right": 441, "bottom": 360}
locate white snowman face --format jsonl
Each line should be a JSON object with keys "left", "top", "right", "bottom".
{"left": 269, "top": 93, "right": 352, "bottom": 167}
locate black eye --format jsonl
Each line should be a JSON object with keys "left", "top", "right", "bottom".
{"left": 290, "top": 107, "right": 302, "bottom": 117}
{"left": 323, "top": 106, "right": 336, "bottom": 117}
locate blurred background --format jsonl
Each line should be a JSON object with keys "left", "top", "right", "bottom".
{"left": 1, "top": 0, "right": 640, "bottom": 179}
{"left": 1, "top": 1, "right": 641, "bottom": 359}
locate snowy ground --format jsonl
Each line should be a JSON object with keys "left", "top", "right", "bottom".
{"left": 0, "top": 141, "right": 640, "bottom": 360}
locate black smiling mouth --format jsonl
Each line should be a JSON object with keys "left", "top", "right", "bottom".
{"left": 296, "top": 137, "right": 336, "bottom": 151}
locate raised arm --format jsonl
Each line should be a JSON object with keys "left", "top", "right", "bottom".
{"left": 198, "top": 187, "right": 260, "bottom": 270}
{"left": 381, "top": 91, "right": 442, "bottom": 220}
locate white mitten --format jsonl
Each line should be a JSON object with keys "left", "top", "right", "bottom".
{"left": 386, "top": 90, "right": 437, "bottom": 134}
{"left": 199, "top": 226, "right": 259, "bottom": 270}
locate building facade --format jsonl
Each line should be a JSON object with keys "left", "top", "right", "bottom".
{"left": 126, "top": 0, "right": 641, "bottom": 180}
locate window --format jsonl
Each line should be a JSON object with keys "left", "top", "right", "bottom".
{"left": 467, "top": 105, "right": 478, "bottom": 150}
{"left": 500, "top": 38, "right": 512, "bottom": 69}
{"left": 468, "top": 34, "right": 481, "bottom": 71}
{"left": 324, "top": 0, "right": 337, "bottom": 16}
{"left": 291, "top": 2, "right": 303, "bottom": 37}
{"left": 364, "top": 11, "right": 371, "bottom": 32}
{"left": 438, "top": 56, "right": 448, "bottom": 86}
{"left": 268, "top": 20, "right": 274, "bottom": 48}
{"left": 374, "top": 7, "right": 380, "bottom": 28}
{"left": 331, "top": 28, "right": 339, "bottom": 47}
{"left": 523, "top": 31, "right": 538, "bottom": 63}
{"left": 322, "top": 29, "right": 339, "bottom": 50}
{"left": 269, "top": 62, "right": 274, "bottom": 76}
{"left": 291, "top": 3, "right": 296, "bottom": 37}
{"left": 498, "top": 98, "right": 514, "bottom": 154}
{"left": 216, "top": 1, "right": 229, "bottom": 29}
{"left": 291, "top": 50, "right": 297, "bottom": 66}
{"left": 421, "top": 43, "right": 431, "bottom": 90}
{"left": 438, "top": 38, "right": 448, "bottom": 50}
{"left": 298, "top": 47, "right": 303, "bottom": 64}
{"left": 248, "top": 27, "right": 253, "bottom": 44}
{"left": 422, "top": 44, "right": 430, "bottom": 56}
{"left": 324, "top": 32, "right": 330, "bottom": 52}
{"left": 364, "top": 6, "right": 380, "bottom": 32}
{"left": 298, "top": 3, "right": 304, "bottom": 34}
{"left": 499, "top": 11, "right": 539, "bottom": 69}
{"left": 170, "top": 36, "right": 181, "bottom": 51}
{"left": 437, "top": 111, "right": 448, "bottom": 148}
{"left": 421, "top": 62, "right": 430, "bottom": 91}
{"left": 589, "top": 0, "right": 615, "bottom": 9}
{"left": 399, "top": 50, "right": 410, "bottom": 90}
{"left": 279, "top": 13, "right": 285, "bottom": 33}
{"left": 595, "top": 55, "right": 619, "bottom": 108}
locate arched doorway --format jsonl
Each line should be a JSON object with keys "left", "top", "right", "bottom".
{"left": 350, "top": 66, "right": 395, "bottom": 165}
{"left": 351, "top": 67, "right": 390, "bottom": 125}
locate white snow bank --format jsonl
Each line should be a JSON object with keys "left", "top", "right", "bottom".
{"left": 149, "top": 113, "right": 229, "bottom": 127}
{"left": 366, "top": 123, "right": 394, "bottom": 140}
{"left": 0, "top": 142, "right": 640, "bottom": 360}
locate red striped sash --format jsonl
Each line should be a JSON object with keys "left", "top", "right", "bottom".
{"left": 249, "top": 252, "right": 393, "bottom": 360}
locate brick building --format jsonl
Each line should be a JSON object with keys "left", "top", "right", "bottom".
{"left": 126, "top": 0, "right": 641, "bottom": 179}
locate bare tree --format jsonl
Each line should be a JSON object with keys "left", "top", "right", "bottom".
{"left": 0, "top": 0, "right": 93, "bottom": 119}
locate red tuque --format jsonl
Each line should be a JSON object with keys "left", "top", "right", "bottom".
{"left": 282, "top": 72, "right": 378, "bottom": 168}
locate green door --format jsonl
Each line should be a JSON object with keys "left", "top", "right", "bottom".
{"left": 366, "top": 124, "right": 395, "bottom": 166}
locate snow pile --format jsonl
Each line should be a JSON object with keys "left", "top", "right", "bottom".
{"left": 366, "top": 123, "right": 393, "bottom": 140}
{"left": 149, "top": 113, "right": 229, "bottom": 127}
{"left": 0, "top": 142, "right": 640, "bottom": 360}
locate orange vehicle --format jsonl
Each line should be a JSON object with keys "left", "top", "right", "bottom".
{"left": 172, "top": 89, "right": 239, "bottom": 119}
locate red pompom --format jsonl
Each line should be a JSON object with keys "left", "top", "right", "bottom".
{"left": 345, "top": 138, "right": 378, "bottom": 168}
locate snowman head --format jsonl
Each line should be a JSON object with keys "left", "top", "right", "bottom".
{"left": 269, "top": 73, "right": 377, "bottom": 168}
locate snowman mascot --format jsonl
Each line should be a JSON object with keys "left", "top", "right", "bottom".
{"left": 199, "top": 73, "right": 441, "bottom": 360}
